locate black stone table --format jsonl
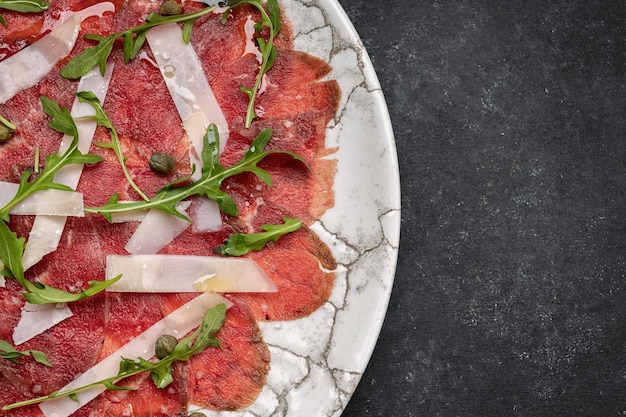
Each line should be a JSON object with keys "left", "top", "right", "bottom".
{"left": 337, "top": 1, "right": 625, "bottom": 416}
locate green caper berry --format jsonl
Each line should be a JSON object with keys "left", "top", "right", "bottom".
{"left": 188, "top": 413, "right": 207, "bottom": 417}
{"left": 0, "top": 123, "right": 14, "bottom": 143}
{"left": 155, "top": 334, "right": 178, "bottom": 359}
{"left": 149, "top": 153, "right": 176, "bottom": 175}
{"left": 160, "top": 0, "right": 182, "bottom": 15}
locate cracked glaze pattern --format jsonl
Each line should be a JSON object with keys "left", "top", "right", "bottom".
{"left": 192, "top": 0, "right": 400, "bottom": 415}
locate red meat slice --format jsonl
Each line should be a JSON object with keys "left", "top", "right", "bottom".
{"left": 228, "top": 201, "right": 337, "bottom": 321}
{"left": 77, "top": 376, "right": 187, "bottom": 417}
{"left": 0, "top": 281, "right": 106, "bottom": 413}
{"left": 243, "top": 227, "right": 337, "bottom": 321}
{"left": 0, "top": 67, "right": 75, "bottom": 183}
{"left": 0, "top": 0, "right": 339, "bottom": 414}
{"left": 0, "top": 216, "right": 108, "bottom": 400}
{"left": 0, "top": 373, "right": 45, "bottom": 417}
{"left": 182, "top": 297, "right": 270, "bottom": 411}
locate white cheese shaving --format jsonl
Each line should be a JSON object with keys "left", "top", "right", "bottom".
{"left": 100, "top": 201, "right": 148, "bottom": 223}
{"left": 0, "top": 183, "right": 84, "bottom": 216}
{"left": 22, "top": 65, "right": 114, "bottom": 270}
{"left": 21, "top": 216, "right": 69, "bottom": 271}
{"left": 190, "top": 195, "right": 222, "bottom": 232}
{"left": 12, "top": 302, "right": 73, "bottom": 345}
{"left": 10, "top": 190, "right": 83, "bottom": 217}
{"left": 145, "top": 23, "right": 229, "bottom": 178}
{"left": 138, "top": 22, "right": 229, "bottom": 241}
{"left": 124, "top": 201, "right": 191, "bottom": 254}
{"left": 105, "top": 254, "right": 277, "bottom": 293}
{"left": 0, "top": 182, "right": 20, "bottom": 208}
{"left": 110, "top": 208, "right": 148, "bottom": 223}
{"left": 38, "top": 292, "right": 231, "bottom": 417}
{"left": 0, "top": 14, "right": 81, "bottom": 104}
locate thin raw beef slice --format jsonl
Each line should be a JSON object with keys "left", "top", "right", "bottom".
{"left": 0, "top": 0, "right": 340, "bottom": 414}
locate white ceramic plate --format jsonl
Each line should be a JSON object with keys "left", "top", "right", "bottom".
{"left": 194, "top": 0, "right": 401, "bottom": 415}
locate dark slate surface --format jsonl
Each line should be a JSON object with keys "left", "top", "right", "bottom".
{"left": 336, "top": 1, "right": 626, "bottom": 416}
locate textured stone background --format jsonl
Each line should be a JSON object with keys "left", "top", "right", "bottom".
{"left": 336, "top": 1, "right": 626, "bottom": 416}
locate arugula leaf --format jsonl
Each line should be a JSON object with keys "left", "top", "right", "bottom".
{"left": 215, "top": 217, "right": 302, "bottom": 256}
{"left": 23, "top": 277, "right": 123, "bottom": 304}
{"left": 77, "top": 91, "right": 150, "bottom": 202}
{"left": 2, "top": 304, "right": 226, "bottom": 411}
{"left": 224, "top": 0, "right": 282, "bottom": 127}
{"left": 0, "top": 96, "right": 122, "bottom": 304}
{"left": 85, "top": 123, "right": 308, "bottom": 222}
{"left": 61, "top": 5, "right": 218, "bottom": 79}
{"left": 63, "top": 34, "right": 116, "bottom": 79}
{"left": 0, "top": 220, "right": 25, "bottom": 279}
{"left": 39, "top": 95, "right": 79, "bottom": 138}
{"left": 0, "top": 339, "right": 51, "bottom": 366}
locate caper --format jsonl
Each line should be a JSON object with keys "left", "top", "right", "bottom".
{"left": 0, "top": 122, "right": 14, "bottom": 143}
{"left": 188, "top": 413, "right": 207, "bottom": 417}
{"left": 160, "top": 0, "right": 182, "bottom": 15}
{"left": 155, "top": 334, "right": 178, "bottom": 359}
{"left": 149, "top": 152, "right": 176, "bottom": 175}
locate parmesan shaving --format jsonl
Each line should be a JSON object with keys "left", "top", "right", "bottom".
{"left": 0, "top": 182, "right": 19, "bottom": 208}
{"left": 0, "top": 183, "right": 84, "bottom": 216}
{"left": 124, "top": 201, "right": 191, "bottom": 254}
{"left": 146, "top": 23, "right": 229, "bottom": 178}
{"left": 143, "top": 22, "right": 229, "bottom": 236}
{"left": 110, "top": 208, "right": 148, "bottom": 223}
{"left": 103, "top": 201, "right": 149, "bottom": 223}
{"left": 12, "top": 302, "right": 73, "bottom": 345}
{"left": 190, "top": 194, "right": 222, "bottom": 232}
{"left": 0, "top": 14, "right": 81, "bottom": 104}
{"left": 22, "top": 65, "right": 114, "bottom": 270}
{"left": 105, "top": 254, "right": 277, "bottom": 293}
{"left": 38, "top": 292, "right": 231, "bottom": 417}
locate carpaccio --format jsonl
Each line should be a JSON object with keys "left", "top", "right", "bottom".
{"left": 0, "top": 0, "right": 340, "bottom": 415}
